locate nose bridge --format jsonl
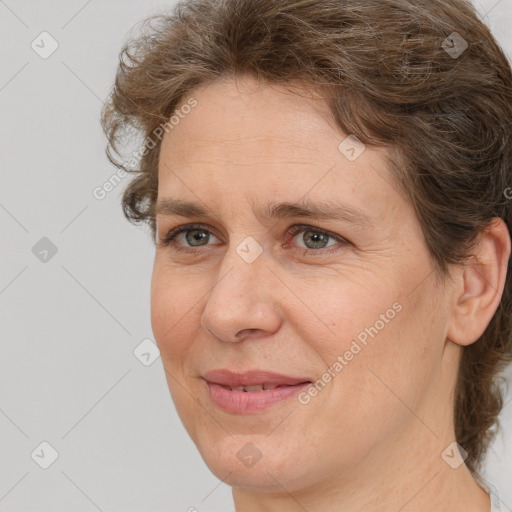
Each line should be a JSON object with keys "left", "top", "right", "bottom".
{"left": 213, "top": 232, "right": 268, "bottom": 298}
{"left": 200, "top": 241, "right": 281, "bottom": 342}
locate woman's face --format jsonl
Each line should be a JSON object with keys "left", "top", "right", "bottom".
{"left": 151, "top": 76, "right": 456, "bottom": 493}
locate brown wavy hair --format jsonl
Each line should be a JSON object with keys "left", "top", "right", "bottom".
{"left": 101, "top": 0, "right": 512, "bottom": 475}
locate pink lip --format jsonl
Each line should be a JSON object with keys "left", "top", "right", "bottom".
{"left": 203, "top": 369, "right": 310, "bottom": 387}
{"left": 203, "top": 369, "right": 312, "bottom": 414}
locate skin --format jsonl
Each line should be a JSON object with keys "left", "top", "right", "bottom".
{"left": 150, "top": 75, "right": 510, "bottom": 511}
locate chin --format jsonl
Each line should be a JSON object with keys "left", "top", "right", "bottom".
{"left": 193, "top": 431, "right": 316, "bottom": 492}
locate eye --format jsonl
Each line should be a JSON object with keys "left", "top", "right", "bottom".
{"left": 159, "top": 222, "right": 350, "bottom": 256}
{"left": 159, "top": 223, "right": 222, "bottom": 250}
{"left": 286, "top": 225, "right": 349, "bottom": 254}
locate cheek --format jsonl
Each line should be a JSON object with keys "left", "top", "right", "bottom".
{"left": 150, "top": 264, "right": 202, "bottom": 366}
{"left": 305, "top": 269, "right": 442, "bottom": 404}
{"left": 298, "top": 275, "right": 399, "bottom": 359}
{"left": 336, "top": 291, "right": 444, "bottom": 421}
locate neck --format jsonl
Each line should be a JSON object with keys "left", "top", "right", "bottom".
{"left": 232, "top": 434, "right": 491, "bottom": 512}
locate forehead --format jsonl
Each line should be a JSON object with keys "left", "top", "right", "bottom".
{"left": 156, "top": 77, "right": 405, "bottom": 227}
{"left": 159, "top": 77, "right": 343, "bottom": 167}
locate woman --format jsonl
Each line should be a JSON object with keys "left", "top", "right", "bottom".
{"left": 102, "top": 0, "right": 512, "bottom": 510}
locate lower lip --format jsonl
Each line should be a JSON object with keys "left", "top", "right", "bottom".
{"left": 205, "top": 381, "right": 312, "bottom": 414}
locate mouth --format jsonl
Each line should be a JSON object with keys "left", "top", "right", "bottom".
{"left": 203, "top": 369, "right": 313, "bottom": 414}
{"left": 216, "top": 383, "right": 299, "bottom": 391}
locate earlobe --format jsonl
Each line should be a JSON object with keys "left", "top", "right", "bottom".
{"left": 447, "top": 218, "right": 511, "bottom": 347}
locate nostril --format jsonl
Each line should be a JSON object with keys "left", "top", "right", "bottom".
{"left": 235, "top": 328, "right": 261, "bottom": 340}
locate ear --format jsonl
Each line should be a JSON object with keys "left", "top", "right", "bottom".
{"left": 447, "top": 218, "right": 511, "bottom": 347}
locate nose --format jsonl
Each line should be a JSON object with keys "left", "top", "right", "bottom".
{"left": 200, "top": 248, "right": 282, "bottom": 343}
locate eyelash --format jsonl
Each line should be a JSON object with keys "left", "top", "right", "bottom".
{"left": 158, "top": 222, "right": 349, "bottom": 256}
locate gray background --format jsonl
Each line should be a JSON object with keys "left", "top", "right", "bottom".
{"left": 0, "top": 1, "right": 511, "bottom": 510}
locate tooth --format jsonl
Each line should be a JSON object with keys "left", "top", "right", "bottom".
{"left": 231, "top": 386, "right": 244, "bottom": 391}
{"left": 244, "top": 384, "right": 264, "bottom": 392}
{"left": 263, "top": 383, "right": 278, "bottom": 390}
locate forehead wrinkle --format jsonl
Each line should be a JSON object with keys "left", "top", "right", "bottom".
{"left": 244, "top": 192, "right": 374, "bottom": 227}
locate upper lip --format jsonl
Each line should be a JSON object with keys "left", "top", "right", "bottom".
{"left": 203, "top": 369, "right": 311, "bottom": 387}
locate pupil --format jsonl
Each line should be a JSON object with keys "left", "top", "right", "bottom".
{"left": 186, "top": 230, "right": 209, "bottom": 246}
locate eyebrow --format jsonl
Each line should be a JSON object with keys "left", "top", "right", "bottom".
{"left": 155, "top": 198, "right": 373, "bottom": 227}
